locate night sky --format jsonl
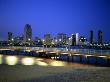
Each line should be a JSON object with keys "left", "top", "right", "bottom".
{"left": 0, "top": 0, "right": 110, "bottom": 42}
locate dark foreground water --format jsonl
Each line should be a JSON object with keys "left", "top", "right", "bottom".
{"left": 0, "top": 54, "right": 110, "bottom": 82}
{"left": 0, "top": 54, "right": 93, "bottom": 67}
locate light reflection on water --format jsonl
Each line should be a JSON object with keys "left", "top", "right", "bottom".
{"left": 0, "top": 55, "right": 3, "bottom": 64}
{"left": 50, "top": 61, "right": 65, "bottom": 66}
{"left": 36, "top": 61, "right": 48, "bottom": 66}
{"left": 6, "top": 56, "right": 18, "bottom": 65}
{"left": 0, "top": 54, "right": 95, "bottom": 67}
{"left": 0, "top": 55, "right": 67, "bottom": 66}
{"left": 22, "top": 57, "right": 35, "bottom": 65}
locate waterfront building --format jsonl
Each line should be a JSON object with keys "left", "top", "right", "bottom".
{"left": 79, "top": 36, "right": 87, "bottom": 45}
{"left": 14, "top": 35, "right": 24, "bottom": 45}
{"left": 44, "top": 34, "right": 52, "bottom": 46}
{"left": 71, "top": 34, "right": 76, "bottom": 46}
{"left": 24, "top": 24, "right": 32, "bottom": 42}
{"left": 57, "top": 33, "right": 67, "bottom": 45}
{"left": 34, "top": 36, "right": 42, "bottom": 45}
{"left": 8, "top": 32, "right": 13, "bottom": 42}
{"left": 71, "top": 33, "right": 79, "bottom": 46}
{"left": 76, "top": 33, "right": 79, "bottom": 45}
{"left": 98, "top": 30, "right": 102, "bottom": 44}
{"left": 90, "top": 30, "right": 94, "bottom": 44}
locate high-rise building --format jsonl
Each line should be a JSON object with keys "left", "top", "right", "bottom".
{"left": 8, "top": 32, "right": 13, "bottom": 42}
{"left": 90, "top": 30, "right": 93, "bottom": 44}
{"left": 44, "top": 34, "right": 52, "bottom": 45}
{"left": 14, "top": 35, "right": 24, "bottom": 44}
{"left": 57, "top": 33, "right": 67, "bottom": 45}
{"left": 98, "top": 30, "right": 102, "bottom": 44}
{"left": 71, "top": 34, "right": 76, "bottom": 46}
{"left": 34, "top": 36, "right": 42, "bottom": 45}
{"left": 76, "top": 33, "right": 79, "bottom": 45}
{"left": 79, "top": 36, "right": 87, "bottom": 45}
{"left": 24, "top": 24, "right": 32, "bottom": 42}
{"left": 71, "top": 33, "right": 79, "bottom": 46}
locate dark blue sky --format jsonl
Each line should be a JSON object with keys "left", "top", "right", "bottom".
{"left": 0, "top": 0, "right": 110, "bottom": 42}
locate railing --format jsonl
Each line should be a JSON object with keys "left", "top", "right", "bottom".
{"left": 0, "top": 46, "right": 110, "bottom": 55}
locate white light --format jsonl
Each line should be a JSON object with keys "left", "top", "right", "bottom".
{"left": 6, "top": 56, "right": 18, "bottom": 65}
{"left": 50, "top": 61, "right": 65, "bottom": 66}
{"left": 36, "top": 61, "right": 48, "bottom": 66}
{"left": 0, "top": 55, "right": 3, "bottom": 64}
{"left": 55, "top": 39, "right": 57, "bottom": 42}
{"left": 22, "top": 57, "right": 35, "bottom": 65}
{"left": 36, "top": 58, "right": 43, "bottom": 61}
{"left": 28, "top": 38, "right": 31, "bottom": 41}
{"left": 26, "top": 49, "right": 30, "bottom": 52}
{"left": 98, "top": 56, "right": 106, "bottom": 58}
{"left": 12, "top": 38, "right": 14, "bottom": 41}
{"left": 59, "top": 39, "right": 61, "bottom": 41}
{"left": 42, "top": 39, "right": 45, "bottom": 42}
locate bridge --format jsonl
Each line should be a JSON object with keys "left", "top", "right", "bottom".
{"left": 0, "top": 46, "right": 110, "bottom": 66}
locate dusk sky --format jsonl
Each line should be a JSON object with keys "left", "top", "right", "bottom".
{"left": 0, "top": 0, "right": 110, "bottom": 42}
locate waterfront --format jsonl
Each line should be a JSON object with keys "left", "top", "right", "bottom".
{"left": 0, "top": 46, "right": 110, "bottom": 66}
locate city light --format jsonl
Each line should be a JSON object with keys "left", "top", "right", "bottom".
{"left": 12, "top": 38, "right": 14, "bottom": 41}
{"left": 36, "top": 61, "right": 48, "bottom": 66}
{"left": 59, "top": 39, "right": 61, "bottom": 41}
{"left": 22, "top": 57, "right": 35, "bottom": 65}
{"left": 50, "top": 61, "right": 65, "bottom": 66}
{"left": 6, "top": 56, "right": 18, "bottom": 65}
{"left": 0, "top": 55, "right": 3, "bottom": 64}
{"left": 28, "top": 38, "right": 31, "bottom": 41}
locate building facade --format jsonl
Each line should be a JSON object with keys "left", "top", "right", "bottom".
{"left": 24, "top": 24, "right": 32, "bottom": 42}
{"left": 90, "top": 30, "right": 94, "bottom": 44}
{"left": 44, "top": 34, "right": 52, "bottom": 46}
{"left": 57, "top": 33, "right": 67, "bottom": 45}
{"left": 98, "top": 30, "right": 102, "bottom": 44}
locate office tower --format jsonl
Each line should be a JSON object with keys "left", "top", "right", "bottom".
{"left": 34, "top": 36, "right": 42, "bottom": 45}
{"left": 90, "top": 30, "right": 93, "bottom": 44}
{"left": 52, "top": 37, "right": 57, "bottom": 45}
{"left": 76, "top": 33, "right": 79, "bottom": 45}
{"left": 98, "top": 30, "right": 102, "bottom": 44}
{"left": 79, "top": 36, "right": 87, "bottom": 45}
{"left": 71, "top": 33, "right": 79, "bottom": 46}
{"left": 24, "top": 24, "right": 32, "bottom": 42}
{"left": 57, "top": 33, "right": 67, "bottom": 45}
{"left": 44, "top": 34, "right": 52, "bottom": 45}
{"left": 14, "top": 35, "right": 24, "bottom": 44}
{"left": 71, "top": 34, "right": 76, "bottom": 46}
{"left": 8, "top": 32, "right": 13, "bottom": 42}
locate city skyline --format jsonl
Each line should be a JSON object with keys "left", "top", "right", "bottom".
{"left": 0, "top": 24, "right": 107, "bottom": 43}
{"left": 0, "top": 0, "right": 110, "bottom": 42}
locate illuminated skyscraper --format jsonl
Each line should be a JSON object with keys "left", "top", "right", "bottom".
{"left": 90, "top": 30, "right": 93, "bottom": 44}
{"left": 57, "top": 33, "right": 67, "bottom": 45}
{"left": 98, "top": 30, "right": 102, "bottom": 44}
{"left": 24, "top": 24, "right": 32, "bottom": 42}
{"left": 8, "top": 32, "right": 13, "bottom": 42}
{"left": 44, "top": 34, "right": 52, "bottom": 45}
{"left": 72, "top": 34, "right": 76, "bottom": 46}
{"left": 71, "top": 33, "right": 79, "bottom": 46}
{"left": 76, "top": 33, "right": 79, "bottom": 45}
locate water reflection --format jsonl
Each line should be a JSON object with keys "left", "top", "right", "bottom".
{"left": 36, "top": 61, "right": 48, "bottom": 66}
{"left": 6, "top": 56, "right": 18, "bottom": 65}
{"left": 50, "top": 61, "right": 65, "bottom": 66}
{"left": 22, "top": 57, "right": 35, "bottom": 65}
{"left": 0, "top": 54, "right": 101, "bottom": 67}
{"left": 0, "top": 55, "right": 3, "bottom": 64}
